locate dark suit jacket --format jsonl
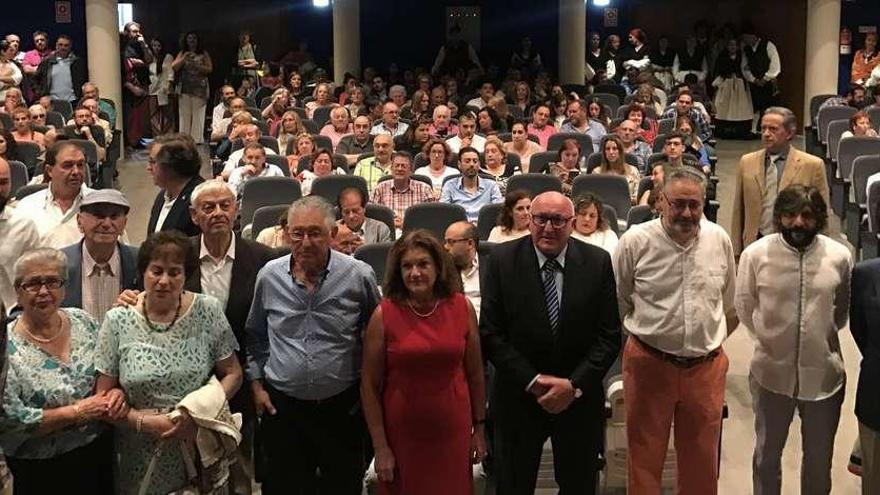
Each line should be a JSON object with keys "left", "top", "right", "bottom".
{"left": 850, "top": 259, "right": 880, "bottom": 431}
{"left": 35, "top": 54, "right": 88, "bottom": 99}
{"left": 480, "top": 236, "right": 621, "bottom": 422}
{"left": 146, "top": 176, "right": 205, "bottom": 237}
{"left": 60, "top": 241, "right": 141, "bottom": 309}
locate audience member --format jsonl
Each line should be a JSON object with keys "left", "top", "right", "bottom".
{"left": 370, "top": 102, "right": 409, "bottom": 138}
{"left": 481, "top": 135, "right": 520, "bottom": 193}
{"left": 35, "top": 35, "right": 86, "bottom": 102}
{"left": 591, "top": 135, "right": 641, "bottom": 203}
{"left": 661, "top": 90, "right": 711, "bottom": 143}
{"left": 305, "top": 83, "right": 335, "bottom": 121}
{"left": 440, "top": 146, "right": 502, "bottom": 223}
{"left": 446, "top": 112, "right": 486, "bottom": 153}
{"left": 298, "top": 148, "right": 346, "bottom": 196}
{"left": 261, "top": 88, "right": 291, "bottom": 137}
{"left": 614, "top": 167, "right": 737, "bottom": 494}
{"left": 466, "top": 81, "right": 495, "bottom": 110}
{"left": 337, "top": 186, "right": 393, "bottom": 244}
{"left": 676, "top": 115, "right": 711, "bottom": 167}
{"left": 481, "top": 191, "right": 621, "bottom": 494}
{"left": 80, "top": 82, "right": 116, "bottom": 128}
{"left": 330, "top": 222, "right": 364, "bottom": 255}
{"left": 504, "top": 121, "right": 541, "bottom": 172}
{"left": 59, "top": 105, "right": 107, "bottom": 162}
{"left": 0, "top": 41, "right": 23, "bottom": 102}
{"left": 841, "top": 110, "right": 879, "bottom": 138}
{"left": 414, "top": 138, "right": 458, "bottom": 197}
{"left": 0, "top": 157, "right": 40, "bottom": 312}
{"left": 428, "top": 104, "right": 458, "bottom": 139}
{"left": 172, "top": 31, "right": 213, "bottom": 143}
{"left": 526, "top": 104, "right": 556, "bottom": 151}
{"left": 221, "top": 124, "right": 277, "bottom": 179}
{"left": 336, "top": 115, "right": 375, "bottom": 165}
{"left": 246, "top": 196, "right": 380, "bottom": 494}
{"left": 370, "top": 151, "right": 434, "bottom": 229}
{"left": 0, "top": 129, "right": 19, "bottom": 169}
{"left": 354, "top": 133, "right": 395, "bottom": 192}
{"left": 712, "top": 37, "right": 754, "bottom": 128}
{"left": 488, "top": 189, "right": 531, "bottom": 243}
{"left": 319, "top": 106, "right": 353, "bottom": 150}
{"left": 285, "top": 133, "right": 316, "bottom": 175}
{"left": 10, "top": 107, "right": 45, "bottom": 149}
{"left": 626, "top": 104, "right": 659, "bottom": 148}
{"left": 211, "top": 85, "right": 236, "bottom": 130}
{"left": 256, "top": 210, "right": 290, "bottom": 249}
{"left": 731, "top": 107, "right": 829, "bottom": 257}
{"left": 852, "top": 33, "right": 880, "bottom": 86}
{"left": 146, "top": 133, "right": 205, "bottom": 236}
{"left": 228, "top": 143, "right": 285, "bottom": 196}
{"left": 736, "top": 185, "right": 851, "bottom": 495}
{"left": 275, "top": 109, "right": 304, "bottom": 154}
{"left": 396, "top": 117, "right": 432, "bottom": 157}
{"left": 21, "top": 31, "right": 52, "bottom": 83}
{"left": 571, "top": 193, "right": 618, "bottom": 254}
{"left": 120, "top": 22, "right": 152, "bottom": 148}
{"left": 560, "top": 100, "right": 605, "bottom": 153}
{"left": 617, "top": 119, "right": 652, "bottom": 174}
{"left": 210, "top": 97, "right": 246, "bottom": 143}
{"left": 673, "top": 35, "right": 708, "bottom": 84}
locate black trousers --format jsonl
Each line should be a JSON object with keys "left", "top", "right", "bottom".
{"left": 260, "top": 383, "right": 367, "bottom": 495}
{"left": 7, "top": 430, "right": 113, "bottom": 495}
{"left": 492, "top": 391, "right": 603, "bottom": 495}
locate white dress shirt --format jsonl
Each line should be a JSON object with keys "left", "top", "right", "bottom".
{"left": 735, "top": 234, "right": 852, "bottom": 401}
{"left": 0, "top": 207, "right": 40, "bottom": 313}
{"left": 154, "top": 192, "right": 176, "bottom": 233}
{"left": 460, "top": 256, "right": 481, "bottom": 321}
{"left": 742, "top": 39, "right": 782, "bottom": 82}
{"left": 199, "top": 236, "right": 235, "bottom": 309}
{"left": 227, "top": 164, "right": 285, "bottom": 196}
{"left": 14, "top": 184, "right": 95, "bottom": 248}
{"left": 222, "top": 146, "right": 278, "bottom": 174}
{"left": 613, "top": 218, "right": 737, "bottom": 357}
{"left": 81, "top": 244, "right": 121, "bottom": 322}
{"left": 446, "top": 134, "right": 486, "bottom": 153}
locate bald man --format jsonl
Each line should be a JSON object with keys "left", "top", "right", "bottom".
{"left": 370, "top": 102, "right": 409, "bottom": 137}
{"left": 480, "top": 191, "right": 621, "bottom": 494}
{"left": 319, "top": 106, "right": 354, "bottom": 151}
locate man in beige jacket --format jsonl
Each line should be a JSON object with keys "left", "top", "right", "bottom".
{"left": 730, "top": 106, "right": 829, "bottom": 256}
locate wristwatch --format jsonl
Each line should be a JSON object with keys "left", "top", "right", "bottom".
{"left": 570, "top": 380, "right": 582, "bottom": 399}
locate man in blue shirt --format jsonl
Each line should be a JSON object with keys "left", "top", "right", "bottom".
{"left": 440, "top": 147, "right": 503, "bottom": 223}
{"left": 246, "top": 196, "right": 381, "bottom": 495}
{"left": 559, "top": 99, "right": 606, "bottom": 153}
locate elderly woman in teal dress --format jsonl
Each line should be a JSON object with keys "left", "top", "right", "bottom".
{"left": 1, "top": 248, "right": 125, "bottom": 494}
{"left": 95, "top": 231, "right": 242, "bottom": 495}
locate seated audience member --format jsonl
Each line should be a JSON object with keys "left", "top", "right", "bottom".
{"left": 10, "top": 107, "right": 45, "bottom": 148}
{"left": 388, "top": 84, "right": 407, "bottom": 109}
{"left": 587, "top": 98, "right": 612, "bottom": 129}
{"left": 0, "top": 248, "right": 122, "bottom": 494}
{"left": 397, "top": 117, "right": 432, "bottom": 157}
{"left": 626, "top": 104, "right": 659, "bottom": 148}
{"left": 488, "top": 189, "right": 532, "bottom": 243}
{"left": 676, "top": 115, "right": 711, "bottom": 166}
{"left": 337, "top": 186, "right": 392, "bottom": 244}
{"left": 28, "top": 105, "right": 50, "bottom": 129}
{"left": 0, "top": 88, "right": 23, "bottom": 115}
{"left": 560, "top": 99, "right": 605, "bottom": 153}
{"left": 297, "top": 148, "right": 346, "bottom": 196}
{"left": 414, "top": 138, "right": 459, "bottom": 198}
{"left": 617, "top": 118, "right": 653, "bottom": 174}
{"left": 444, "top": 220, "right": 484, "bottom": 317}
{"left": 402, "top": 89, "right": 430, "bottom": 122}
{"left": 527, "top": 103, "right": 557, "bottom": 150}
{"left": 215, "top": 110, "right": 253, "bottom": 161}
{"left": 79, "top": 98, "right": 113, "bottom": 147}
{"left": 344, "top": 85, "right": 367, "bottom": 118}
{"left": 337, "top": 115, "right": 375, "bottom": 165}
{"left": 639, "top": 161, "right": 668, "bottom": 206}
{"left": 429, "top": 104, "right": 458, "bottom": 138}
{"left": 482, "top": 135, "right": 521, "bottom": 194}
{"left": 286, "top": 133, "right": 316, "bottom": 175}
{"left": 221, "top": 123, "right": 277, "bottom": 180}
{"left": 842, "top": 110, "right": 879, "bottom": 139}
{"left": 592, "top": 135, "right": 641, "bottom": 203}
{"left": 276, "top": 109, "right": 305, "bottom": 155}
{"left": 818, "top": 84, "right": 868, "bottom": 113}
{"left": 446, "top": 112, "right": 486, "bottom": 153}
{"left": 146, "top": 133, "right": 205, "bottom": 237}
{"left": 0, "top": 157, "right": 41, "bottom": 312}
{"left": 256, "top": 210, "right": 290, "bottom": 249}
{"left": 476, "top": 107, "right": 503, "bottom": 137}
{"left": 354, "top": 133, "right": 395, "bottom": 192}
{"left": 331, "top": 222, "right": 363, "bottom": 255}
{"left": 370, "top": 151, "right": 434, "bottom": 229}
{"left": 503, "top": 121, "right": 541, "bottom": 172}
{"left": 466, "top": 80, "right": 495, "bottom": 110}
{"left": 320, "top": 106, "right": 353, "bottom": 151}
{"left": 60, "top": 189, "right": 139, "bottom": 322}
{"left": 544, "top": 138, "right": 584, "bottom": 196}
{"left": 210, "top": 97, "right": 246, "bottom": 143}
{"left": 371, "top": 102, "right": 409, "bottom": 138}
{"left": 228, "top": 143, "right": 285, "bottom": 196}
{"left": 661, "top": 90, "right": 712, "bottom": 142}
{"left": 261, "top": 88, "right": 291, "bottom": 136}
{"left": 440, "top": 146, "right": 502, "bottom": 223}
{"left": 663, "top": 131, "right": 708, "bottom": 173}
{"left": 59, "top": 105, "right": 107, "bottom": 162}
{"left": 571, "top": 193, "right": 618, "bottom": 254}
{"left": 632, "top": 84, "right": 665, "bottom": 120}
{"left": 305, "top": 82, "right": 334, "bottom": 119}
{"left": 80, "top": 83, "right": 116, "bottom": 128}
{"left": 211, "top": 85, "right": 236, "bottom": 130}
{"left": 14, "top": 141, "right": 95, "bottom": 248}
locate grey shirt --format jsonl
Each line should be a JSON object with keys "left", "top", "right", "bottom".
{"left": 339, "top": 217, "right": 392, "bottom": 245}
{"left": 49, "top": 57, "right": 75, "bottom": 102}
{"left": 245, "top": 250, "right": 380, "bottom": 400}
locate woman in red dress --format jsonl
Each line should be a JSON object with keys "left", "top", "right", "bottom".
{"left": 362, "top": 230, "right": 487, "bottom": 495}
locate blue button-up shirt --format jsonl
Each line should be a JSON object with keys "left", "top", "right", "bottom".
{"left": 245, "top": 250, "right": 380, "bottom": 400}
{"left": 559, "top": 119, "right": 607, "bottom": 153}
{"left": 440, "top": 176, "right": 503, "bottom": 222}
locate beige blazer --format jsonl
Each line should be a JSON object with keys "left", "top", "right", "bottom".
{"left": 731, "top": 146, "right": 829, "bottom": 255}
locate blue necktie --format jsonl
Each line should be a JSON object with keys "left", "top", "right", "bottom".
{"left": 542, "top": 258, "right": 561, "bottom": 331}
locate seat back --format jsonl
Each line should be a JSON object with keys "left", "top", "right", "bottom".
{"left": 506, "top": 173, "right": 563, "bottom": 197}
{"left": 258, "top": 135, "right": 280, "bottom": 154}
{"left": 289, "top": 107, "right": 308, "bottom": 120}
{"left": 591, "top": 93, "right": 621, "bottom": 115}
{"left": 652, "top": 134, "right": 668, "bottom": 153}
{"left": 505, "top": 153, "right": 522, "bottom": 173}
{"left": 251, "top": 204, "right": 290, "bottom": 239}
{"left": 571, "top": 174, "right": 632, "bottom": 221}
{"left": 867, "top": 107, "right": 880, "bottom": 133}
{"left": 527, "top": 152, "right": 558, "bottom": 174}
{"left": 635, "top": 176, "right": 653, "bottom": 202}
{"left": 817, "top": 106, "right": 857, "bottom": 144}
{"left": 51, "top": 99, "right": 73, "bottom": 120}
{"left": 14, "top": 183, "right": 48, "bottom": 200}
{"left": 0, "top": 113, "right": 11, "bottom": 130}
{"left": 46, "top": 111, "right": 65, "bottom": 130}
{"left": 365, "top": 204, "right": 396, "bottom": 240}
{"left": 311, "top": 106, "right": 335, "bottom": 129}
{"left": 603, "top": 204, "right": 620, "bottom": 236}
{"left": 310, "top": 175, "right": 368, "bottom": 205}
{"left": 265, "top": 154, "right": 291, "bottom": 176}
{"left": 7, "top": 160, "right": 28, "bottom": 198}
{"left": 353, "top": 242, "right": 394, "bottom": 286}
{"left": 837, "top": 136, "right": 880, "bottom": 181}
{"left": 312, "top": 134, "right": 333, "bottom": 151}
{"left": 658, "top": 118, "right": 675, "bottom": 136}
{"left": 14, "top": 141, "right": 42, "bottom": 175}
{"left": 401, "top": 202, "right": 468, "bottom": 240}
{"left": 852, "top": 155, "right": 880, "bottom": 206}
{"left": 476, "top": 203, "right": 503, "bottom": 241}
{"left": 300, "top": 119, "right": 319, "bottom": 134}
{"left": 869, "top": 180, "right": 880, "bottom": 232}
{"left": 627, "top": 204, "right": 654, "bottom": 226}
{"left": 826, "top": 119, "right": 851, "bottom": 161}
{"left": 809, "top": 94, "right": 839, "bottom": 126}
{"left": 548, "top": 132, "right": 593, "bottom": 153}
{"left": 239, "top": 176, "right": 302, "bottom": 227}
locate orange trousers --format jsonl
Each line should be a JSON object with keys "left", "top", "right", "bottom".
{"left": 622, "top": 337, "right": 728, "bottom": 495}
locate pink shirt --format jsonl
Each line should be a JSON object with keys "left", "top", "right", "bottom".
{"left": 320, "top": 124, "right": 353, "bottom": 150}
{"left": 22, "top": 49, "right": 52, "bottom": 68}
{"left": 527, "top": 123, "right": 557, "bottom": 150}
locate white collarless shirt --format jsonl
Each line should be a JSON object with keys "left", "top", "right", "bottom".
{"left": 199, "top": 236, "right": 236, "bottom": 309}
{"left": 14, "top": 184, "right": 94, "bottom": 248}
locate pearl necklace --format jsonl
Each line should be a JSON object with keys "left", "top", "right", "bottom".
{"left": 407, "top": 298, "right": 440, "bottom": 318}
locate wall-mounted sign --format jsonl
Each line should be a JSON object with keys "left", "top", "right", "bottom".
{"left": 858, "top": 25, "right": 877, "bottom": 34}
{"left": 55, "top": 1, "right": 71, "bottom": 24}
{"left": 604, "top": 8, "right": 618, "bottom": 28}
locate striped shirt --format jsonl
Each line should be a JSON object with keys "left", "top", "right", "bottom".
{"left": 369, "top": 179, "right": 435, "bottom": 222}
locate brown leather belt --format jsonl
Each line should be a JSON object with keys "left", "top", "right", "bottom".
{"left": 634, "top": 337, "right": 719, "bottom": 368}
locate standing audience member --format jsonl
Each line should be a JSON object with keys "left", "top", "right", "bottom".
{"left": 146, "top": 133, "right": 205, "bottom": 236}
{"left": 0, "top": 157, "right": 40, "bottom": 313}
{"left": 21, "top": 31, "right": 53, "bottom": 94}
{"left": 481, "top": 191, "right": 621, "bottom": 494}
{"left": 35, "top": 35, "right": 86, "bottom": 103}
{"left": 338, "top": 186, "right": 393, "bottom": 244}
{"left": 741, "top": 25, "right": 782, "bottom": 133}
{"left": 440, "top": 147, "right": 502, "bottom": 223}
{"left": 851, "top": 258, "right": 880, "bottom": 494}
{"left": 731, "top": 107, "right": 829, "bottom": 257}
{"left": 121, "top": 22, "right": 153, "bottom": 149}
{"left": 147, "top": 36, "right": 175, "bottom": 135}
{"left": 736, "top": 185, "right": 852, "bottom": 495}
{"left": 712, "top": 37, "right": 754, "bottom": 132}
{"left": 614, "top": 167, "right": 737, "bottom": 495}
{"left": 172, "top": 31, "right": 213, "bottom": 144}
{"left": 0, "top": 40, "right": 23, "bottom": 101}
{"left": 362, "top": 230, "right": 486, "bottom": 494}
{"left": 852, "top": 33, "right": 880, "bottom": 86}
{"left": 246, "top": 196, "right": 380, "bottom": 494}
{"left": 369, "top": 151, "right": 434, "bottom": 230}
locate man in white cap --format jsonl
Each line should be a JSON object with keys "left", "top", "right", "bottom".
{"left": 60, "top": 188, "right": 140, "bottom": 322}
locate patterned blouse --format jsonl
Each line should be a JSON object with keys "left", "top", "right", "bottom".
{"left": 0, "top": 308, "right": 103, "bottom": 459}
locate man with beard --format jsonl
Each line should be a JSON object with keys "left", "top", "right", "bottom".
{"left": 614, "top": 166, "right": 738, "bottom": 494}
{"left": 559, "top": 99, "right": 606, "bottom": 153}
{"left": 444, "top": 221, "right": 482, "bottom": 319}
{"left": 731, "top": 107, "right": 829, "bottom": 258}
{"left": 735, "top": 185, "right": 851, "bottom": 494}
{"left": 0, "top": 157, "right": 40, "bottom": 313}
{"left": 440, "top": 147, "right": 501, "bottom": 223}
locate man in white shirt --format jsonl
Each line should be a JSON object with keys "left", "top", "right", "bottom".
{"left": 735, "top": 185, "right": 851, "bottom": 495}
{"left": 444, "top": 221, "right": 481, "bottom": 319}
{"left": 15, "top": 141, "right": 94, "bottom": 248}
{"left": 445, "top": 113, "right": 486, "bottom": 153}
{"left": 221, "top": 123, "right": 277, "bottom": 179}
{"left": 370, "top": 102, "right": 409, "bottom": 137}
{"left": 466, "top": 81, "right": 494, "bottom": 110}
{"left": 0, "top": 157, "right": 40, "bottom": 313}
{"left": 210, "top": 96, "right": 246, "bottom": 143}
{"left": 227, "top": 143, "right": 284, "bottom": 196}
{"left": 212, "top": 85, "right": 236, "bottom": 129}
{"left": 614, "top": 166, "right": 738, "bottom": 495}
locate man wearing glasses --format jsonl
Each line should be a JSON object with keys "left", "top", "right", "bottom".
{"left": 613, "top": 166, "right": 737, "bottom": 494}
{"left": 481, "top": 191, "right": 621, "bottom": 494}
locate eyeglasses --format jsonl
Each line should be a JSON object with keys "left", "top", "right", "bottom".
{"left": 532, "top": 215, "right": 572, "bottom": 228}
{"left": 18, "top": 277, "right": 64, "bottom": 293}
{"left": 288, "top": 229, "right": 326, "bottom": 241}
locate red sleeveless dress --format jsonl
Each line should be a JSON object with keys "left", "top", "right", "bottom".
{"left": 379, "top": 293, "right": 473, "bottom": 495}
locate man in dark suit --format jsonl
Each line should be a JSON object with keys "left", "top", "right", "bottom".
{"left": 480, "top": 191, "right": 621, "bottom": 494}
{"left": 146, "top": 132, "right": 205, "bottom": 237}
{"left": 60, "top": 189, "right": 140, "bottom": 321}
{"left": 851, "top": 259, "right": 880, "bottom": 493}
{"left": 185, "top": 179, "right": 275, "bottom": 495}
